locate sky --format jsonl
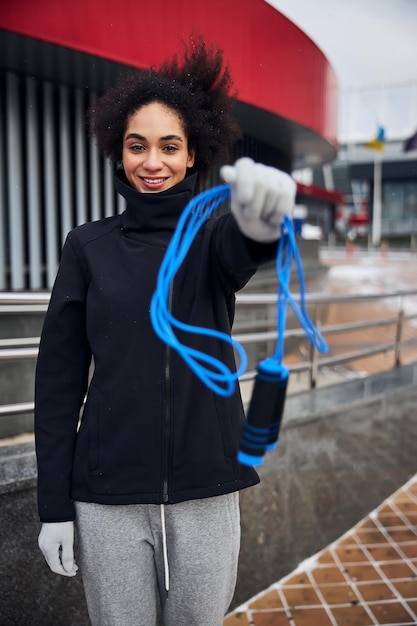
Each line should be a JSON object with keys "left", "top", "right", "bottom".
{"left": 265, "top": 0, "right": 417, "bottom": 90}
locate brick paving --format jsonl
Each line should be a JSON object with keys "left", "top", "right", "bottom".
{"left": 224, "top": 472, "right": 417, "bottom": 625}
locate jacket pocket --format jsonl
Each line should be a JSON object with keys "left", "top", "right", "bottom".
{"left": 213, "top": 393, "right": 235, "bottom": 458}
{"left": 83, "top": 384, "right": 100, "bottom": 471}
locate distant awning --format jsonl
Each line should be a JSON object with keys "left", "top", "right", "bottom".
{"left": 349, "top": 212, "right": 369, "bottom": 226}
{"left": 296, "top": 182, "right": 344, "bottom": 205}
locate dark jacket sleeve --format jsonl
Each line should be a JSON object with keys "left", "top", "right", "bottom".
{"left": 210, "top": 212, "right": 278, "bottom": 293}
{"left": 35, "top": 233, "right": 92, "bottom": 522}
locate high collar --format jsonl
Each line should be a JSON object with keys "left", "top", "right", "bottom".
{"left": 117, "top": 171, "right": 198, "bottom": 232}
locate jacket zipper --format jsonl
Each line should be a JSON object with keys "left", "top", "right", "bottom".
{"left": 162, "top": 281, "right": 174, "bottom": 502}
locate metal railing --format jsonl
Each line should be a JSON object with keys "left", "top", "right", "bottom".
{"left": 234, "top": 289, "right": 417, "bottom": 388}
{"left": 1, "top": 289, "right": 417, "bottom": 417}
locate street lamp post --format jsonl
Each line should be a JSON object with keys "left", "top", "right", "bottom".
{"left": 371, "top": 153, "right": 382, "bottom": 247}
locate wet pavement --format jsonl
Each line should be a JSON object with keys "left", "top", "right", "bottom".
{"left": 238, "top": 246, "right": 417, "bottom": 404}
{"left": 290, "top": 247, "right": 416, "bottom": 387}
{"left": 314, "top": 247, "right": 417, "bottom": 382}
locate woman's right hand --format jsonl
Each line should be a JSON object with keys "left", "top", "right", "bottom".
{"left": 38, "top": 521, "right": 78, "bottom": 577}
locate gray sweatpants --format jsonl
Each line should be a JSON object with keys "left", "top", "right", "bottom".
{"left": 75, "top": 493, "right": 240, "bottom": 626}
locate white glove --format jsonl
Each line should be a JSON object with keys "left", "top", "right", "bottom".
{"left": 220, "top": 157, "right": 296, "bottom": 242}
{"left": 38, "top": 521, "right": 78, "bottom": 577}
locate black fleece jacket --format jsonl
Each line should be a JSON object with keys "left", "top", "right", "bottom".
{"left": 35, "top": 172, "right": 277, "bottom": 522}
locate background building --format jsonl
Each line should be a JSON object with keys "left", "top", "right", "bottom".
{"left": 266, "top": 0, "right": 417, "bottom": 247}
{"left": 309, "top": 82, "right": 417, "bottom": 245}
{"left": 0, "top": 0, "right": 339, "bottom": 291}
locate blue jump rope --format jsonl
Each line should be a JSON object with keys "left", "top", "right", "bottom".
{"left": 150, "top": 184, "right": 327, "bottom": 466}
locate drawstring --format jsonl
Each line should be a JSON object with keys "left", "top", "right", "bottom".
{"left": 160, "top": 504, "right": 170, "bottom": 597}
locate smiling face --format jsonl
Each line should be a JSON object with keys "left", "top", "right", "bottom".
{"left": 122, "top": 101, "right": 195, "bottom": 193}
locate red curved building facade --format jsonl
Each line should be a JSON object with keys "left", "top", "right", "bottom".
{"left": 0, "top": 0, "right": 339, "bottom": 289}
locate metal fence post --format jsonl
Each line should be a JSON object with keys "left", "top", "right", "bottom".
{"left": 309, "top": 304, "right": 319, "bottom": 389}
{"left": 395, "top": 307, "right": 404, "bottom": 367}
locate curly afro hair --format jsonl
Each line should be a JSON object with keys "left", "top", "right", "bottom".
{"left": 89, "top": 37, "right": 242, "bottom": 181}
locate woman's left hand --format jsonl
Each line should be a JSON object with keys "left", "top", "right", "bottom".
{"left": 220, "top": 157, "right": 296, "bottom": 242}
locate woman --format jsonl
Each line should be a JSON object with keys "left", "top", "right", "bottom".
{"left": 36, "top": 39, "right": 295, "bottom": 625}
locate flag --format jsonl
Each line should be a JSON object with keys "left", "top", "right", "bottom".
{"left": 365, "top": 126, "right": 385, "bottom": 151}
{"left": 403, "top": 129, "right": 417, "bottom": 153}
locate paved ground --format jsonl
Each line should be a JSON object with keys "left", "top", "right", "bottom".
{"left": 224, "top": 472, "right": 417, "bottom": 625}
